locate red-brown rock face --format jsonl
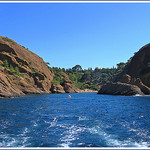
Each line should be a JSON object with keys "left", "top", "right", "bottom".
{"left": 50, "top": 73, "right": 81, "bottom": 93}
{"left": 62, "top": 73, "right": 80, "bottom": 93}
{"left": 0, "top": 36, "right": 53, "bottom": 98}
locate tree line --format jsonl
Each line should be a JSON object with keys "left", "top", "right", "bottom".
{"left": 47, "top": 62, "right": 127, "bottom": 91}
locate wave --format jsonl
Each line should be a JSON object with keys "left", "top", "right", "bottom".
{"left": 0, "top": 127, "right": 31, "bottom": 147}
{"left": 120, "top": 121, "right": 150, "bottom": 140}
{"left": 133, "top": 94, "right": 143, "bottom": 97}
{"left": 59, "top": 125, "right": 86, "bottom": 147}
{"left": 78, "top": 116, "right": 89, "bottom": 121}
{"left": 88, "top": 126, "right": 149, "bottom": 147}
{"left": 59, "top": 143, "right": 70, "bottom": 147}
{"left": 32, "top": 121, "right": 38, "bottom": 127}
{"left": 44, "top": 117, "right": 58, "bottom": 128}
{"left": 0, "top": 134, "right": 16, "bottom": 147}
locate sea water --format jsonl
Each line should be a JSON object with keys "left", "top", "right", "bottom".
{"left": 0, "top": 93, "right": 149, "bottom": 147}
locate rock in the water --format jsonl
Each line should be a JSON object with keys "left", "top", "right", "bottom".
{"left": 118, "top": 74, "right": 150, "bottom": 95}
{"left": 98, "top": 82, "right": 144, "bottom": 96}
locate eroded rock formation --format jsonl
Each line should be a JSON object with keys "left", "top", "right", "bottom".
{"left": 98, "top": 82, "right": 144, "bottom": 96}
{"left": 51, "top": 73, "right": 80, "bottom": 93}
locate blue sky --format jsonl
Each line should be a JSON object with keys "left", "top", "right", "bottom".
{"left": 0, "top": 3, "right": 150, "bottom": 69}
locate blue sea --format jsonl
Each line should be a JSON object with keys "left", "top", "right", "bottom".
{"left": 0, "top": 93, "right": 149, "bottom": 147}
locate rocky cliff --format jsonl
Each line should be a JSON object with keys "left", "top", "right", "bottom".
{"left": 98, "top": 43, "right": 150, "bottom": 96}
{"left": 51, "top": 72, "right": 80, "bottom": 93}
{"left": 0, "top": 36, "right": 81, "bottom": 98}
{"left": 0, "top": 36, "right": 54, "bottom": 98}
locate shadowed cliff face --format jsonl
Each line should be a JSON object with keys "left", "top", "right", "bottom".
{"left": 98, "top": 43, "right": 150, "bottom": 96}
{"left": 0, "top": 36, "right": 53, "bottom": 98}
{"left": 121, "top": 43, "right": 150, "bottom": 87}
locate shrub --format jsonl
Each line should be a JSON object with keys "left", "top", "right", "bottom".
{"left": 14, "top": 67, "right": 19, "bottom": 75}
{"left": 19, "top": 62, "right": 23, "bottom": 66}
{"left": 52, "top": 80, "right": 60, "bottom": 85}
{"left": 3, "top": 60, "right": 9, "bottom": 69}
{"left": 29, "top": 61, "right": 32, "bottom": 65}
{"left": 31, "top": 68, "right": 39, "bottom": 73}
{"left": 20, "top": 73, "right": 24, "bottom": 77}
{"left": 10, "top": 52, "right": 14, "bottom": 56}
{"left": 10, "top": 65, "right": 15, "bottom": 73}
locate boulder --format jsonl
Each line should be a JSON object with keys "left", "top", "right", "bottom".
{"left": 98, "top": 82, "right": 144, "bottom": 96}
{"left": 118, "top": 74, "right": 150, "bottom": 95}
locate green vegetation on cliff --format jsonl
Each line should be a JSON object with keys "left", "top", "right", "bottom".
{"left": 3, "top": 59, "right": 20, "bottom": 75}
{"left": 49, "top": 62, "right": 127, "bottom": 91}
{"left": 50, "top": 67, "right": 65, "bottom": 85}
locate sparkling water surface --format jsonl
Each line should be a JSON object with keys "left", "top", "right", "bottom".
{"left": 0, "top": 93, "right": 149, "bottom": 147}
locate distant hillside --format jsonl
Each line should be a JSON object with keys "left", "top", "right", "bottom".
{"left": 50, "top": 62, "right": 126, "bottom": 91}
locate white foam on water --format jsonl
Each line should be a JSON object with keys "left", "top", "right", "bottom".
{"left": 49, "top": 117, "right": 57, "bottom": 127}
{"left": 78, "top": 116, "right": 89, "bottom": 121}
{"left": 57, "top": 124, "right": 68, "bottom": 129}
{"left": 17, "top": 127, "right": 30, "bottom": 147}
{"left": 53, "top": 117, "right": 57, "bottom": 121}
{"left": 43, "top": 117, "right": 58, "bottom": 128}
{"left": 78, "top": 143, "right": 84, "bottom": 145}
{"left": 33, "top": 121, "right": 38, "bottom": 127}
{"left": 134, "top": 94, "right": 143, "bottom": 97}
{"left": 0, "top": 133, "right": 27, "bottom": 147}
{"left": 139, "top": 115, "right": 144, "bottom": 118}
{"left": 120, "top": 121, "right": 150, "bottom": 139}
{"left": 0, "top": 124, "right": 29, "bottom": 147}
{"left": 7, "top": 138, "right": 17, "bottom": 147}
{"left": 0, "top": 120, "right": 10, "bottom": 129}
{"left": 11, "top": 113, "right": 16, "bottom": 116}
{"left": 0, "top": 138, "right": 16, "bottom": 147}
{"left": 20, "top": 127, "right": 29, "bottom": 136}
{"left": 60, "top": 124, "right": 86, "bottom": 147}
{"left": 88, "top": 126, "right": 150, "bottom": 147}
{"left": 59, "top": 143, "right": 70, "bottom": 147}
{"left": 44, "top": 120, "right": 51, "bottom": 124}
